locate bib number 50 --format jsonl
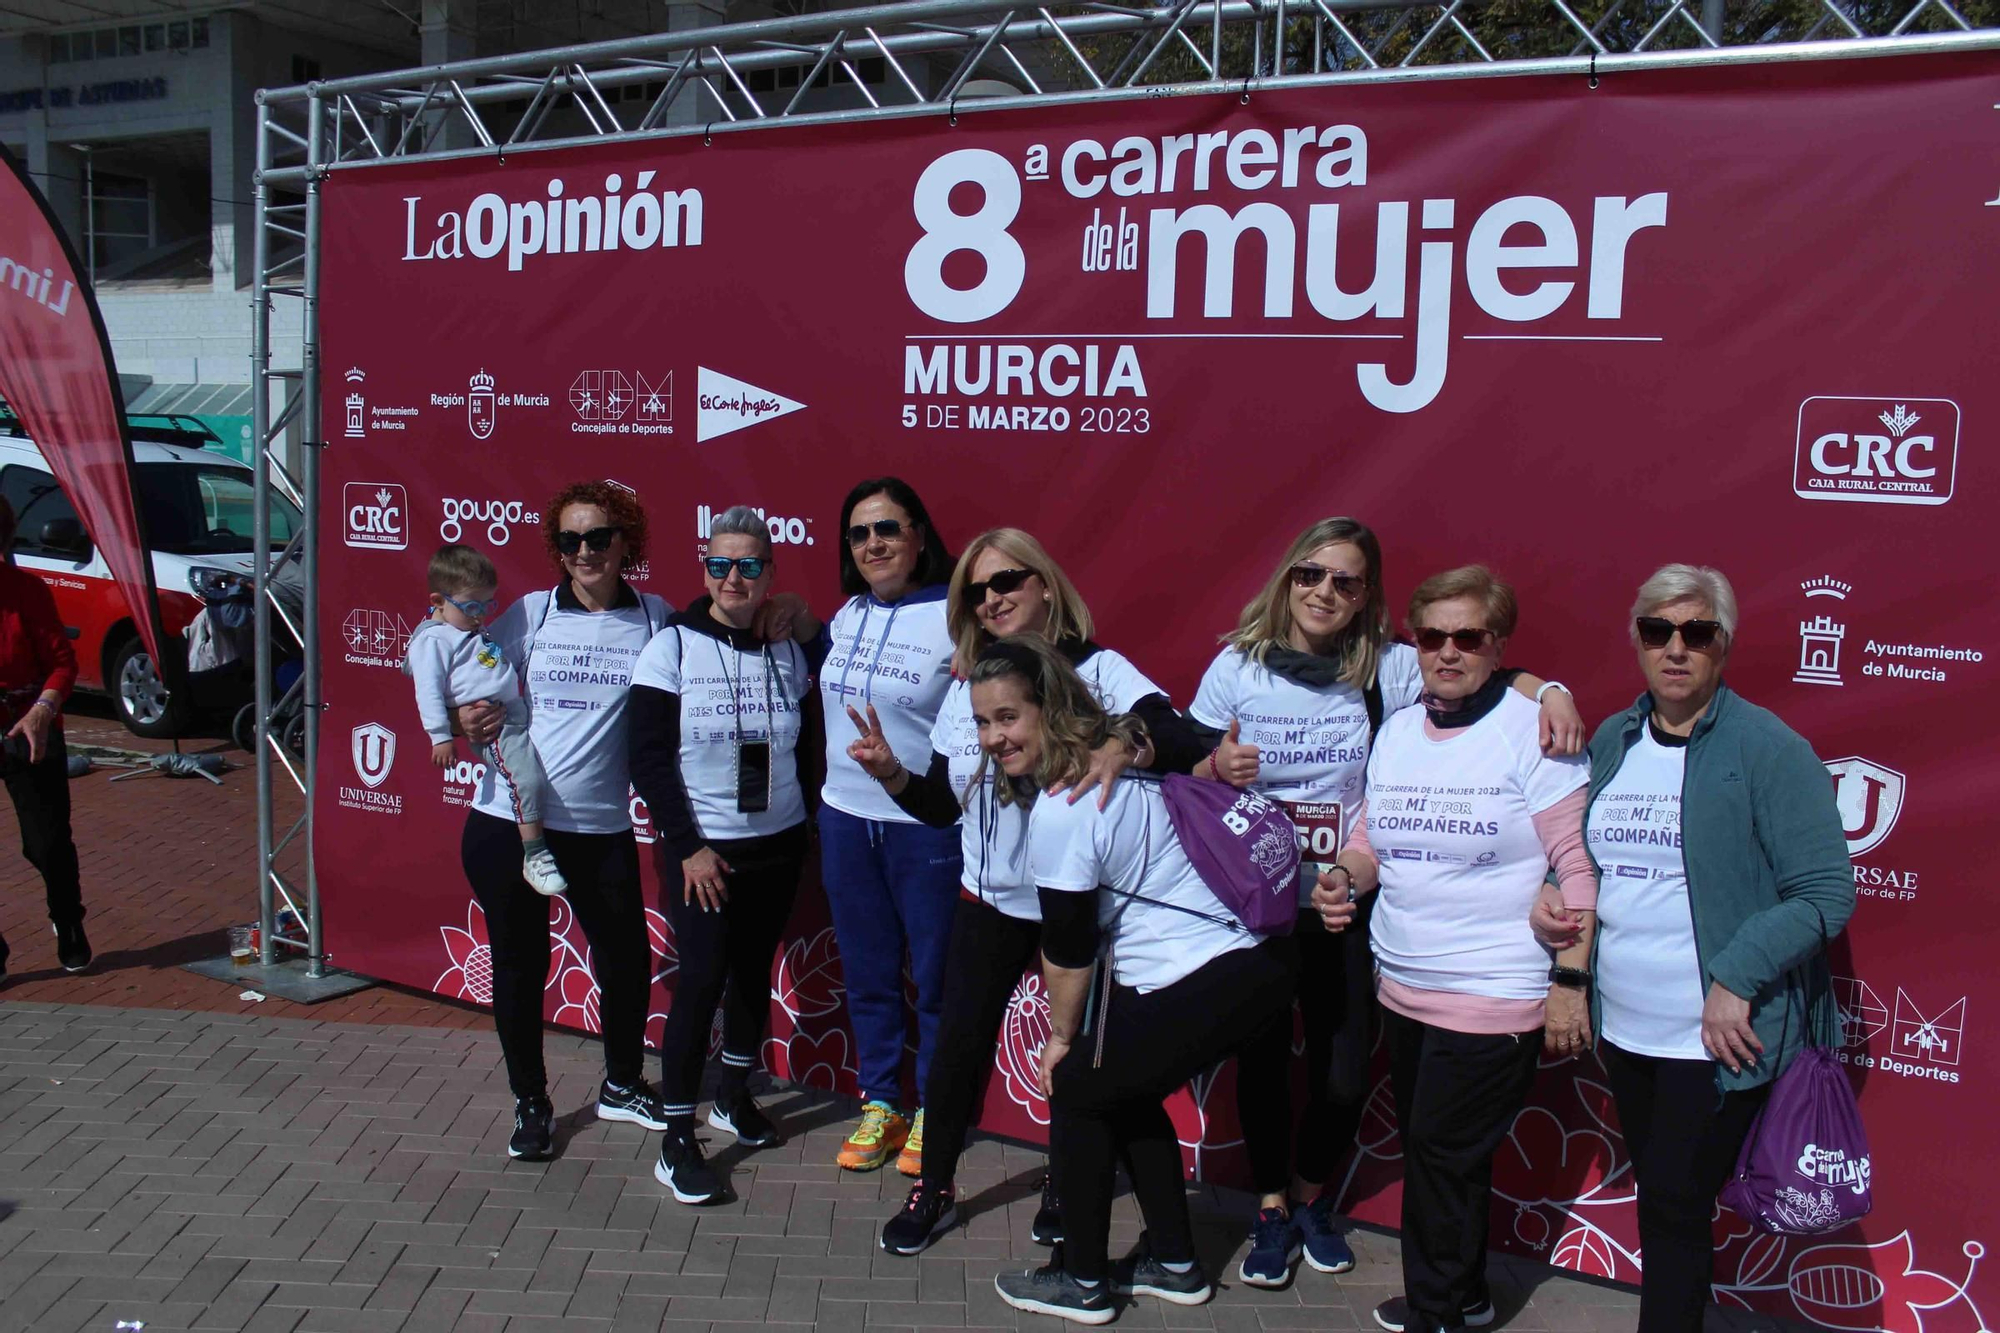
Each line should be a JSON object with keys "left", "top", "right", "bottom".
{"left": 905, "top": 149, "right": 1026, "bottom": 323}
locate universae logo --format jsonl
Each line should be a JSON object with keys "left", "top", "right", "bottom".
{"left": 351, "top": 722, "right": 397, "bottom": 789}
{"left": 1793, "top": 396, "right": 1959, "bottom": 506}
{"left": 1824, "top": 756, "right": 1905, "bottom": 859}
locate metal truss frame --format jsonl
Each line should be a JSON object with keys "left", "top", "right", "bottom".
{"left": 248, "top": 0, "right": 1996, "bottom": 983}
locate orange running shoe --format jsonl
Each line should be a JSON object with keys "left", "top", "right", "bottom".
{"left": 837, "top": 1100, "right": 909, "bottom": 1172}
{"left": 895, "top": 1107, "right": 926, "bottom": 1178}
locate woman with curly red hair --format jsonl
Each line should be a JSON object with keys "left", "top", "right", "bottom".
{"left": 453, "top": 481, "right": 675, "bottom": 1162}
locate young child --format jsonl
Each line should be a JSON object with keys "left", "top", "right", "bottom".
{"left": 405, "top": 544, "right": 567, "bottom": 896}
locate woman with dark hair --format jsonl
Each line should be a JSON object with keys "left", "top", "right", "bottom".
{"left": 1191, "top": 518, "right": 1583, "bottom": 1289}
{"left": 455, "top": 480, "right": 673, "bottom": 1163}
{"left": 807, "top": 477, "right": 964, "bottom": 1174}
{"left": 978, "top": 636, "right": 1296, "bottom": 1325}
{"left": 848, "top": 527, "right": 1206, "bottom": 1255}
{"left": 0, "top": 497, "right": 88, "bottom": 980}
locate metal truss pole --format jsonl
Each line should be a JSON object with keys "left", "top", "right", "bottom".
{"left": 250, "top": 100, "right": 277, "bottom": 968}
{"left": 301, "top": 95, "right": 327, "bottom": 978}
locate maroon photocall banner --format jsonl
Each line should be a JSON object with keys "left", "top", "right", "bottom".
{"left": 316, "top": 51, "right": 1999, "bottom": 1326}
{"left": 0, "top": 144, "right": 167, "bottom": 667}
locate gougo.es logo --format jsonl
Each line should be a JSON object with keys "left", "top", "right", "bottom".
{"left": 440, "top": 497, "right": 542, "bottom": 545}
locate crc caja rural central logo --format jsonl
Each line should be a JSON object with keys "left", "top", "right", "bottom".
{"left": 1793, "top": 396, "right": 1959, "bottom": 506}
{"left": 343, "top": 482, "right": 408, "bottom": 550}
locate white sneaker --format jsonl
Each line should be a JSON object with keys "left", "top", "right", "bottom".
{"left": 523, "top": 848, "right": 568, "bottom": 896}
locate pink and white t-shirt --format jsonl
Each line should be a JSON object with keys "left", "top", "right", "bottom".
{"left": 1364, "top": 690, "right": 1589, "bottom": 1013}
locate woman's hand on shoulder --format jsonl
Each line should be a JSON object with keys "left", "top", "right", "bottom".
{"left": 756, "top": 592, "right": 820, "bottom": 643}
{"left": 1539, "top": 687, "right": 1586, "bottom": 757}
{"left": 1050, "top": 734, "right": 1142, "bottom": 810}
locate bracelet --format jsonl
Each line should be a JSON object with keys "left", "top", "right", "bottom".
{"left": 1535, "top": 680, "right": 1570, "bottom": 704}
{"left": 1207, "top": 749, "right": 1222, "bottom": 780}
{"left": 30, "top": 698, "right": 57, "bottom": 716}
{"left": 873, "top": 762, "right": 905, "bottom": 786}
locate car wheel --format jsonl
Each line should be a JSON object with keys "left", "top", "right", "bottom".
{"left": 110, "top": 636, "right": 189, "bottom": 739}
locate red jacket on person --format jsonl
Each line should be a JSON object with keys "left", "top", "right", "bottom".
{"left": 0, "top": 560, "right": 78, "bottom": 730}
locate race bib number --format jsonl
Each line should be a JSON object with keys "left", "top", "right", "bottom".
{"left": 1282, "top": 799, "right": 1343, "bottom": 879}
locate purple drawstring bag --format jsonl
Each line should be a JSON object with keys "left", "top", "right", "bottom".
{"left": 1719, "top": 1033, "right": 1873, "bottom": 1234}
{"left": 1160, "top": 773, "right": 1299, "bottom": 936}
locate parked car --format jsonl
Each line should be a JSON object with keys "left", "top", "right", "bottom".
{"left": 0, "top": 415, "right": 306, "bottom": 738}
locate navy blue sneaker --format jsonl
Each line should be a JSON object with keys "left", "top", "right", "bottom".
{"left": 1237, "top": 1205, "right": 1302, "bottom": 1289}
{"left": 1298, "top": 1193, "right": 1356, "bottom": 1273}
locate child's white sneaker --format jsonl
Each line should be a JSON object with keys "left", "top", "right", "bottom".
{"left": 523, "top": 848, "right": 568, "bottom": 896}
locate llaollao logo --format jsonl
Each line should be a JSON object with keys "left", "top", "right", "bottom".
{"left": 1824, "top": 756, "right": 1905, "bottom": 859}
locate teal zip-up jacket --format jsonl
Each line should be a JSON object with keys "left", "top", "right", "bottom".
{"left": 1583, "top": 681, "right": 1855, "bottom": 1094}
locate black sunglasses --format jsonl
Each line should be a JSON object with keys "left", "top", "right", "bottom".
{"left": 702, "top": 555, "right": 768, "bottom": 580}
{"left": 966, "top": 568, "right": 1034, "bottom": 604}
{"left": 846, "top": 518, "right": 912, "bottom": 546}
{"left": 1414, "top": 626, "right": 1496, "bottom": 653}
{"left": 1290, "top": 564, "right": 1367, "bottom": 599}
{"left": 1636, "top": 616, "right": 1725, "bottom": 651}
{"left": 554, "top": 525, "right": 621, "bottom": 555}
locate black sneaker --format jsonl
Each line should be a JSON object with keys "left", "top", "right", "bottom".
{"left": 709, "top": 1093, "right": 780, "bottom": 1148}
{"left": 596, "top": 1078, "right": 671, "bottom": 1130}
{"left": 1372, "top": 1296, "right": 1495, "bottom": 1332}
{"left": 993, "top": 1251, "right": 1114, "bottom": 1326}
{"left": 654, "top": 1130, "right": 727, "bottom": 1205}
{"left": 508, "top": 1095, "right": 554, "bottom": 1161}
{"left": 1031, "top": 1170, "right": 1063, "bottom": 1246}
{"left": 880, "top": 1182, "right": 957, "bottom": 1255}
{"left": 54, "top": 920, "right": 90, "bottom": 974}
{"left": 1111, "top": 1233, "right": 1213, "bottom": 1306}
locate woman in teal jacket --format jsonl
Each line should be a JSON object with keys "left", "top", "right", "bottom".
{"left": 1534, "top": 563, "right": 1853, "bottom": 1333}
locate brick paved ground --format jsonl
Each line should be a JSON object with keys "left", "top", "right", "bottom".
{"left": 0, "top": 1002, "right": 1813, "bottom": 1333}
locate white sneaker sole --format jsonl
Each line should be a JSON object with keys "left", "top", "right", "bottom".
{"left": 1373, "top": 1302, "right": 1495, "bottom": 1332}
{"left": 653, "top": 1155, "right": 725, "bottom": 1205}
{"left": 1237, "top": 1241, "right": 1302, "bottom": 1289}
{"left": 707, "top": 1105, "right": 778, "bottom": 1147}
{"left": 879, "top": 1204, "right": 958, "bottom": 1255}
{"left": 598, "top": 1102, "right": 670, "bottom": 1131}
{"left": 1113, "top": 1276, "right": 1213, "bottom": 1306}
{"left": 993, "top": 1278, "right": 1115, "bottom": 1326}
{"left": 1303, "top": 1248, "right": 1356, "bottom": 1274}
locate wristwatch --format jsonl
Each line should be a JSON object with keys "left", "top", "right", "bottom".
{"left": 1548, "top": 965, "right": 1592, "bottom": 990}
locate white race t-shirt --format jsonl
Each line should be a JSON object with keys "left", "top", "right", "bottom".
{"left": 819, "top": 588, "right": 956, "bottom": 823}
{"left": 1367, "top": 691, "right": 1587, "bottom": 1003}
{"left": 1030, "top": 778, "right": 1257, "bottom": 993}
{"left": 932, "top": 645, "right": 1168, "bottom": 920}
{"left": 1190, "top": 643, "right": 1423, "bottom": 903}
{"left": 630, "top": 623, "right": 815, "bottom": 841}
{"left": 1589, "top": 727, "right": 1705, "bottom": 1058}
{"left": 472, "top": 586, "right": 671, "bottom": 835}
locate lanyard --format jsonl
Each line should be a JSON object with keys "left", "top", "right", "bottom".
{"left": 712, "top": 636, "right": 779, "bottom": 744}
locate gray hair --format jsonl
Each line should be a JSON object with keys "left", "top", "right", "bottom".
{"left": 1630, "top": 563, "right": 1739, "bottom": 642}
{"left": 708, "top": 504, "right": 773, "bottom": 559}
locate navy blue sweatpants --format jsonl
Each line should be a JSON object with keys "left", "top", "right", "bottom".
{"left": 817, "top": 804, "right": 963, "bottom": 1105}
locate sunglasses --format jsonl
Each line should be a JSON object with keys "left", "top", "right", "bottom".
{"left": 702, "top": 555, "right": 768, "bottom": 580}
{"left": 444, "top": 593, "right": 499, "bottom": 619}
{"left": 1290, "top": 564, "right": 1366, "bottom": 599}
{"left": 1414, "top": 626, "right": 1496, "bottom": 653}
{"left": 966, "top": 568, "right": 1034, "bottom": 604}
{"left": 846, "top": 518, "right": 912, "bottom": 546}
{"left": 1635, "top": 616, "right": 1725, "bottom": 651}
{"left": 554, "top": 525, "right": 621, "bottom": 555}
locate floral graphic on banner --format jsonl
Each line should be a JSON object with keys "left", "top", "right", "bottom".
{"left": 994, "top": 971, "right": 1053, "bottom": 1126}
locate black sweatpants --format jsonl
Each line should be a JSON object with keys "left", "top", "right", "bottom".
{"left": 1, "top": 729, "right": 83, "bottom": 961}
{"left": 461, "top": 810, "right": 649, "bottom": 1100}
{"left": 1600, "top": 1039, "right": 1771, "bottom": 1333}
{"left": 1382, "top": 1005, "right": 1543, "bottom": 1328}
{"left": 1234, "top": 901, "right": 1378, "bottom": 1196}
{"left": 1051, "top": 938, "right": 1297, "bottom": 1283}
{"left": 655, "top": 823, "right": 809, "bottom": 1115}
{"left": 919, "top": 893, "right": 1044, "bottom": 1193}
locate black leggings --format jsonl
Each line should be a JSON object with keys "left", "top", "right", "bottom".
{"left": 1, "top": 729, "right": 82, "bottom": 954}
{"left": 1600, "top": 1040, "right": 1771, "bottom": 1333}
{"left": 655, "top": 824, "right": 808, "bottom": 1114}
{"left": 1050, "top": 938, "right": 1297, "bottom": 1283}
{"left": 919, "top": 894, "right": 1044, "bottom": 1192}
{"left": 461, "top": 811, "right": 650, "bottom": 1099}
{"left": 1234, "top": 901, "right": 1378, "bottom": 1196}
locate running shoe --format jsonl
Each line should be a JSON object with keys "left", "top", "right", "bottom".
{"left": 1031, "top": 1170, "right": 1063, "bottom": 1246}
{"left": 1298, "top": 1192, "right": 1356, "bottom": 1274}
{"left": 836, "top": 1100, "right": 909, "bottom": 1172}
{"left": 994, "top": 1251, "right": 1115, "bottom": 1326}
{"left": 880, "top": 1182, "right": 957, "bottom": 1255}
{"left": 507, "top": 1094, "right": 554, "bottom": 1161}
{"left": 1372, "top": 1295, "right": 1496, "bottom": 1332}
{"left": 596, "top": 1078, "right": 671, "bottom": 1130}
{"left": 895, "top": 1107, "right": 926, "bottom": 1177}
{"left": 655, "top": 1129, "right": 727, "bottom": 1205}
{"left": 709, "top": 1093, "right": 780, "bottom": 1148}
{"left": 1238, "top": 1205, "right": 1303, "bottom": 1289}
{"left": 54, "top": 920, "right": 91, "bottom": 973}
{"left": 1111, "top": 1233, "right": 1213, "bottom": 1306}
